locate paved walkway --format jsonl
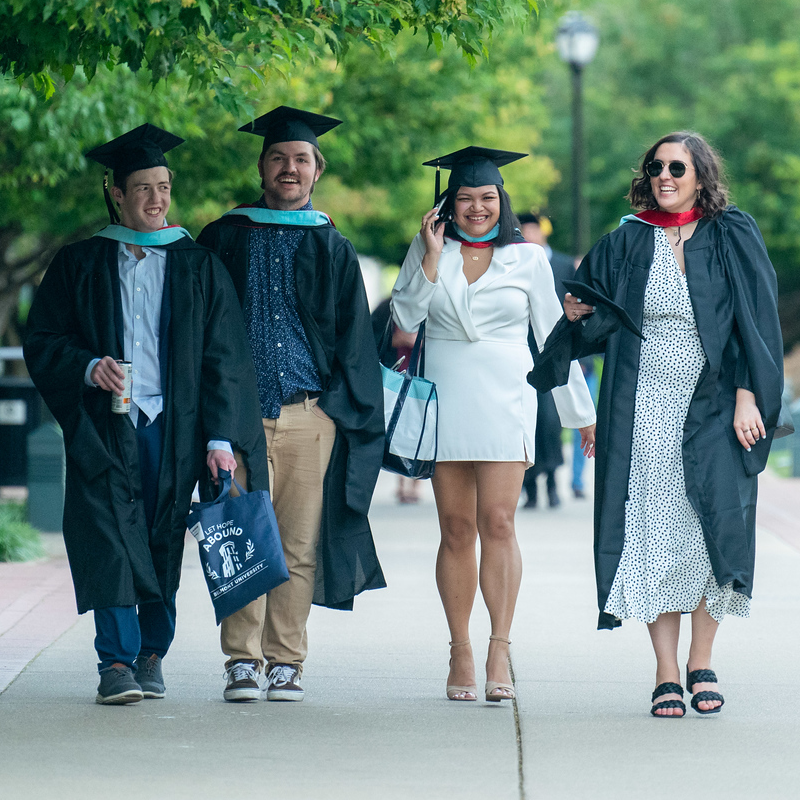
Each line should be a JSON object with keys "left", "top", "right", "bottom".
{"left": 1, "top": 466, "right": 799, "bottom": 799}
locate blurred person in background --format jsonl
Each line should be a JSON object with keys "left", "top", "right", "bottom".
{"left": 518, "top": 212, "right": 575, "bottom": 509}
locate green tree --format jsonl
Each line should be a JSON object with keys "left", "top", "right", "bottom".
{"left": 534, "top": 0, "right": 800, "bottom": 348}
{"left": 0, "top": 0, "right": 536, "bottom": 102}
{"left": 0, "top": 0, "right": 543, "bottom": 346}
{"left": 0, "top": 23, "right": 560, "bottom": 343}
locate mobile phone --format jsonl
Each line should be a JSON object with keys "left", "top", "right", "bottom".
{"left": 433, "top": 198, "right": 451, "bottom": 223}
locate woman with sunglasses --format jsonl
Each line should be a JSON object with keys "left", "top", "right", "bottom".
{"left": 557, "top": 131, "right": 784, "bottom": 717}
{"left": 392, "top": 147, "right": 596, "bottom": 703}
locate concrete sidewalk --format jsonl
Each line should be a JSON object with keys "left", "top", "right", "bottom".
{"left": 1, "top": 466, "right": 799, "bottom": 799}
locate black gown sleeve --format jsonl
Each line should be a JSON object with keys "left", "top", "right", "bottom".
{"left": 718, "top": 207, "right": 784, "bottom": 475}
{"left": 197, "top": 250, "right": 269, "bottom": 491}
{"left": 530, "top": 234, "right": 619, "bottom": 392}
{"left": 24, "top": 247, "right": 101, "bottom": 414}
{"left": 317, "top": 238, "right": 384, "bottom": 516}
{"left": 23, "top": 245, "right": 117, "bottom": 481}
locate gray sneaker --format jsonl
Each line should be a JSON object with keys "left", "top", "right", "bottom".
{"left": 266, "top": 663, "right": 304, "bottom": 702}
{"left": 96, "top": 664, "right": 143, "bottom": 705}
{"left": 134, "top": 653, "right": 166, "bottom": 699}
{"left": 223, "top": 660, "right": 261, "bottom": 702}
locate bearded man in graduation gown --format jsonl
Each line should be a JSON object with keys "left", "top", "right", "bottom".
{"left": 197, "top": 106, "right": 385, "bottom": 703}
{"left": 24, "top": 125, "right": 268, "bottom": 705}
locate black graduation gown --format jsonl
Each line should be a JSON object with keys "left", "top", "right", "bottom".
{"left": 529, "top": 249, "right": 574, "bottom": 475}
{"left": 197, "top": 214, "right": 387, "bottom": 610}
{"left": 548, "top": 248, "right": 576, "bottom": 302}
{"left": 532, "top": 206, "right": 784, "bottom": 629}
{"left": 23, "top": 236, "right": 269, "bottom": 614}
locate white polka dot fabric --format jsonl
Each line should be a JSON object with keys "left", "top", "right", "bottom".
{"left": 604, "top": 227, "right": 750, "bottom": 624}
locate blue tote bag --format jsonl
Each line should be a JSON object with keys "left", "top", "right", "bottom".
{"left": 381, "top": 319, "right": 438, "bottom": 479}
{"left": 186, "top": 471, "right": 289, "bottom": 624}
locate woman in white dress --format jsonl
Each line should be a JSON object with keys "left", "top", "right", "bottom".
{"left": 392, "top": 147, "right": 596, "bottom": 702}
{"left": 563, "top": 132, "right": 784, "bottom": 716}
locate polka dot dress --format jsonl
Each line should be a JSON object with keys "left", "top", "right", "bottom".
{"left": 604, "top": 227, "right": 750, "bottom": 624}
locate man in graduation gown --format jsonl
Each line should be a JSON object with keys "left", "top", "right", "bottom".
{"left": 24, "top": 125, "right": 268, "bottom": 704}
{"left": 197, "top": 106, "right": 385, "bottom": 702}
{"left": 531, "top": 206, "right": 784, "bottom": 630}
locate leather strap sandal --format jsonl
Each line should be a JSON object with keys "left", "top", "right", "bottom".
{"left": 686, "top": 667, "right": 725, "bottom": 715}
{"left": 485, "top": 635, "right": 515, "bottom": 702}
{"left": 446, "top": 640, "right": 477, "bottom": 701}
{"left": 650, "top": 682, "right": 686, "bottom": 717}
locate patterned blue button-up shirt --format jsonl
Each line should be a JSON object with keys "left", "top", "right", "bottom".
{"left": 245, "top": 198, "right": 322, "bottom": 419}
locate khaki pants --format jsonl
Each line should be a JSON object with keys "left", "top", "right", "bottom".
{"left": 220, "top": 397, "right": 336, "bottom": 673}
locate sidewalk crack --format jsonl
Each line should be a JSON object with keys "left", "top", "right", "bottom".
{"left": 509, "top": 656, "right": 525, "bottom": 800}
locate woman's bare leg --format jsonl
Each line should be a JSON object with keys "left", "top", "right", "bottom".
{"left": 432, "top": 462, "right": 479, "bottom": 697}
{"left": 687, "top": 603, "right": 722, "bottom": 711}
{"left": 647, "top": 611, "right": 684, "bottom": 716}
{"left": 474, "top": 462, "right": 526, "bottom": 696}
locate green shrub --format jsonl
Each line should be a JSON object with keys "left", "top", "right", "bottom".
{"left": 0, "top": 502, "right": 45, "bottom": 562}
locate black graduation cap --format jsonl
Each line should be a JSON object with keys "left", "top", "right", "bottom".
{"left": 85, "top": 123, "right": 184, "bottom": 224}
{"left": 562, "top": 280, "right": 644, "bottom": 339}
{"left": 423, "top": 146, "right": 528, "bottom": 204}
{"left": 238, "top": 105, "right": 342, "bottom": 150}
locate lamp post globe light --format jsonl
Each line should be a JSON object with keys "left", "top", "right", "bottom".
{"left": 556, "top": 11, "right": 599, "bottom": 258}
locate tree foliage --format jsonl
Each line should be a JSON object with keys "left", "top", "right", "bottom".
{"left": 0, "top": 24, "right": 558, "bottom": 346}
{"left": 536, "top": 0, "right": 800, "bottom": 349}
{"left": 4, "top": 0, "right": 800, "bottom": 355}
{"left": 0, "top": 0, "right": 536, "bottom": 102}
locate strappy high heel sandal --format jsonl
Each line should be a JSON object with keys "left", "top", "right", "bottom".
{"left": 485, "top": 635, "right": 515, "bottom": 702}
{"left": 686, "top": 667, "right": 725, "bottom": 714}
{"left": 446, "top": 640, "right": 477, "bottom": 701}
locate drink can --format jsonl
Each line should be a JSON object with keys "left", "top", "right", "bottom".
{"left": 112, "top": 360, "right": 132, "bottom": 414}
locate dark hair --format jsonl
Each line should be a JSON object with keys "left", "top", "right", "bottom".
{"left": 440, "top": 184, "right": 520, "bottom": 247}
{"left": 627, "top": 131, "right": 729, "bottom": 218}
{"left": 516, "top": 211, "right": 541, "bottom": 226}
{"left": 113, "top": 167, "right": 174, "bottom": 194}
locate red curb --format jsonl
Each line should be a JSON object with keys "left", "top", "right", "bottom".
{"left": 0, "top": 555, "right": 78, "bottom": 692}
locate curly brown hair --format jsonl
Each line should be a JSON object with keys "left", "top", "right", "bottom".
{"left": 627, "top": 131, "right": 729, "bottom": 218}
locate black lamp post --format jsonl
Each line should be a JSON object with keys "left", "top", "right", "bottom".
{"left": 556, "top": 12, "right": 599, "bottom": 258}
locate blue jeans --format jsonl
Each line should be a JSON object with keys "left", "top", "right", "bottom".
{"left": 572, "top": 372, "right": 598, "bottom": 491}
{"left": 94, "top": 597, "right": 177, "bottom": 672}
{"left": 94, "top": 412, "right": 172, "bottom": 672}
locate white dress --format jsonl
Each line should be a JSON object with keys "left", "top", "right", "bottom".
{"left": 391, "top": 234, "right": 596, "bottom": 464}
{"left": 604, "top": 228, "right": 750, "bottom": 623}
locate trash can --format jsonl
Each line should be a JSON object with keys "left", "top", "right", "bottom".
{"left": 0, "top": 376, "right": 43, "bottom": 486}
{"left": 27, "top": 423, "right": 65, "bottom": 532}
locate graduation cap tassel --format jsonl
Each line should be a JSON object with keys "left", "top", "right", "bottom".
{"left": 103, "top": 171, "right": 120, "bottom": 224}
{"left": 434, "top": 166, "right": 441, "bottom": 206}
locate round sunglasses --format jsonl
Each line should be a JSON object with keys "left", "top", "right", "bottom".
{"left": 644, "top": 159, "right": 692, "bottom": 178}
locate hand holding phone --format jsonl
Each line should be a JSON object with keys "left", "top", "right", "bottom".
{"left": 433, "top": 198, "right": 451, "bottom": 223}
{"left": 421, "top": 203, "right": 446, "bottom": 254}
